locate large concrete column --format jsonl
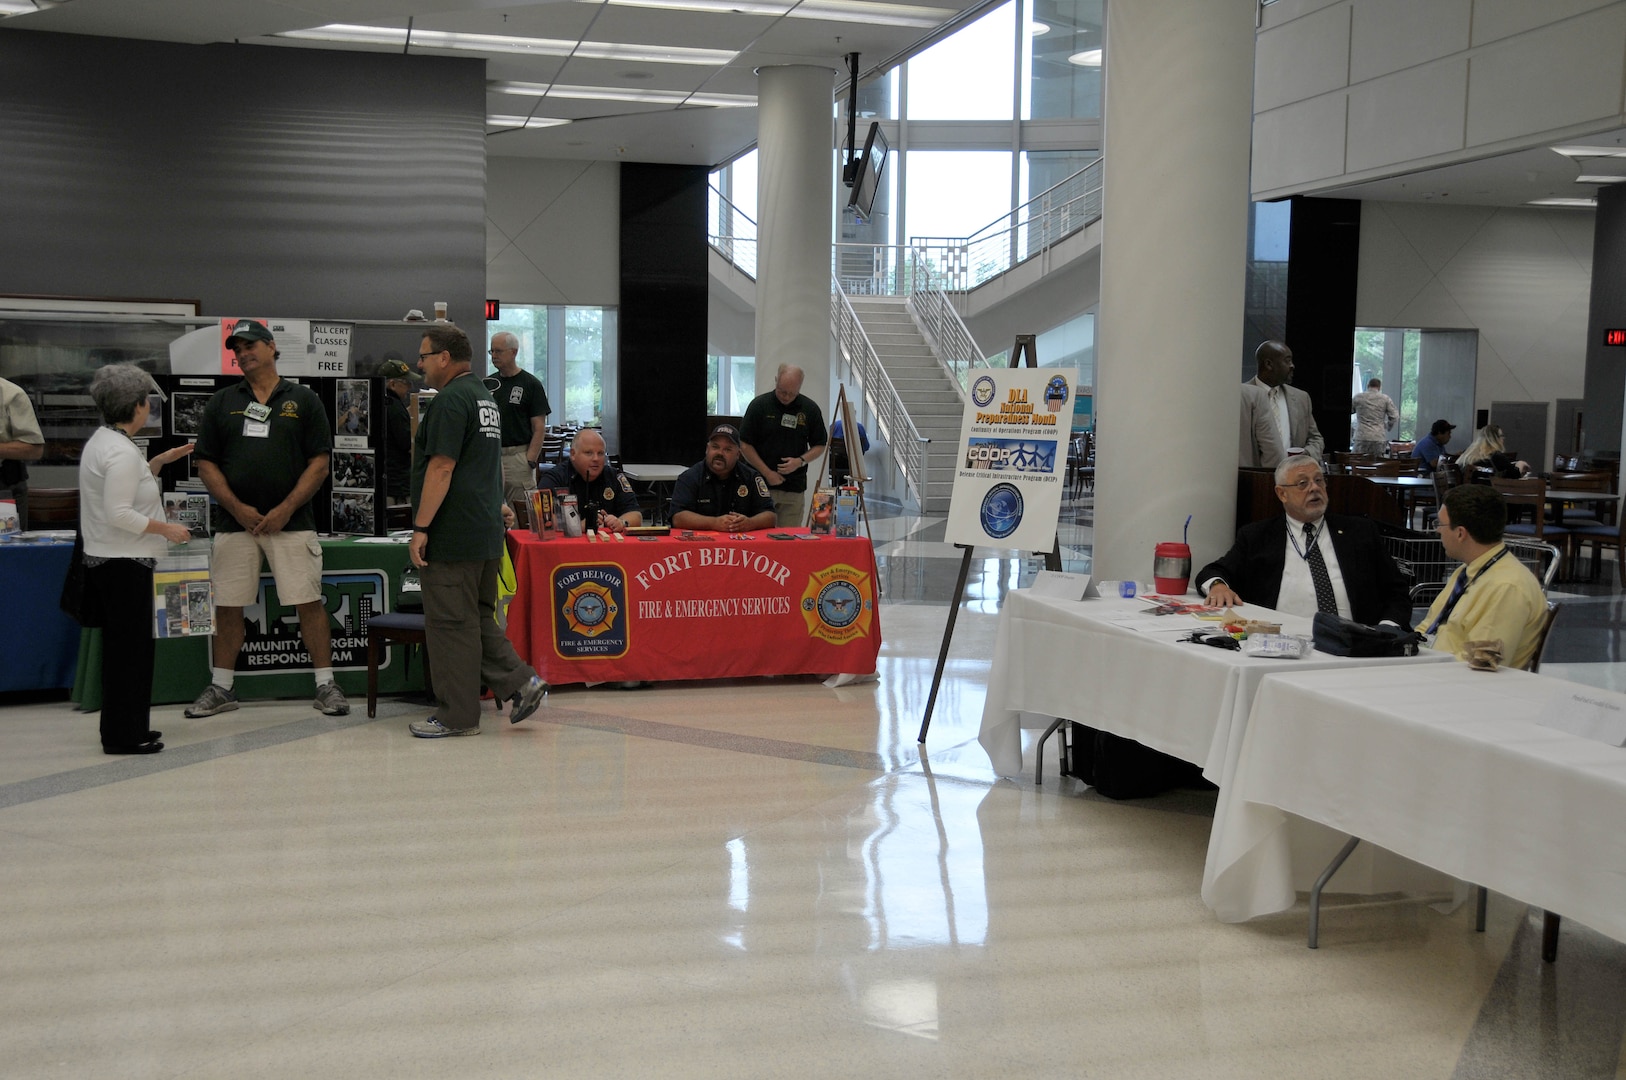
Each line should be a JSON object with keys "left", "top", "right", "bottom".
{"left": 754, "top": 65, "right": 835, "bottom": 396}
{"left": 1093, "top": 0, "right": 1256, "bottom": 580}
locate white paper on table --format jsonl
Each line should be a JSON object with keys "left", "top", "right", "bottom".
{"left": 1535, "top": 690, "right": 1626, "bottom": 748}
{"left": 1030, "top": 570, "right": 1091, "bottom": 600}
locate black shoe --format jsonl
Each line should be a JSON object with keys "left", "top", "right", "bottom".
{"left": 144, "top": 731, "right": 162, "bottom": 742}
{"left": 103, "top": 740, "right": 163, "bottom": 755}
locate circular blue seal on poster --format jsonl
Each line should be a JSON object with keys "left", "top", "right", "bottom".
{"left": 570, "top": 591, "right": 609, "bottom": 628}
{"left": 816, "top": 580, "right": 863, "bottom": 629}
{"left": 980, "top": 482, "right": 1024, "bottom": 539}
{"left": 971, "top": 375, "right": 997, "bottom": 409}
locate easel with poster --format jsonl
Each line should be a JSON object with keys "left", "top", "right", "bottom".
{"left": 805, "top": 383, "right": 871, "bottom": 541}
{"left": 917, "top": 335, "right": 1078, "bottom": 744}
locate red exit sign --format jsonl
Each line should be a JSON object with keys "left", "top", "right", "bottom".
{"left": 485, "top": 299, "right": 501, "bottom": 320}
{"left": 1607, "top": 328, "right": 1626, "bottom": 346}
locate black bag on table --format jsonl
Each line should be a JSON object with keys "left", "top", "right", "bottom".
{"left": 1065, "top": 723, "right": 1210, "bottom": 800}
{"left": 1311, "top": 611, "right": 1424, "bottom": 657}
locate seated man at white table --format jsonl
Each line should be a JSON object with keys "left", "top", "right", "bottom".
{"left": 669, "top": 424, "right": 777, "bottom": 533}
{"left": 1417, "top": 484, "right": 1547, "bottom": 669}
{"left": 1198, "top": 456, "right": 1411, "bottom": 625}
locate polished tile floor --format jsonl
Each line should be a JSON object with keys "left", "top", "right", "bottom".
{"left": 5, "top": 498, "right": 1626, "bottom": 1079}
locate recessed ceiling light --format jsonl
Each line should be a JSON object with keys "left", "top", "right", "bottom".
{"left": 488, "top": 115, "right": 573, "bottom": 129}
{"left": 1068, "top": 49, "right": 1102, "bottom": 66}
{"left": 1528, "top": 197, "right": 1597, "bottom": 208}
{"left": 0, "top": 1, "right": 37, "bottom": 14}
{"left": 1551, "top": 145, "right": 1626, "bottom": 160}
{"left": 1029, "top": 21, "right": 1050, "bottom": 35}
{"left": 280, "top": 23, "right": 735, "bottom": 66}
{"left": 1576, "top": 174, "right": 1626, "bottom": 184}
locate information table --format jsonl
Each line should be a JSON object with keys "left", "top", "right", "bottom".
{"left": 1215, "top": 665, "right": 1626, "bottom": 941}
{"left": 72, "top": 535, "right": 419, "bottom": 711}
{"left": 505, "top": 528, "right": 881, "bottom": 685}
{"left": 0, "top": 534, "right": 81, "bottom": 693}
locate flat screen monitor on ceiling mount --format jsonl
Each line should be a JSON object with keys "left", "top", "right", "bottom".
{"left": 845, "top": 121, "right": 887, "bottom": 225}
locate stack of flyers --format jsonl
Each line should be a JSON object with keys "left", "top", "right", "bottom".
{"left": 153, "top": 555, "right": 214, "bottom": 638}
{"left": 163, "top": 492, "right": 211, "bottom": 539}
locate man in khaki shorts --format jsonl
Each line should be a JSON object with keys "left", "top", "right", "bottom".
{"left": 186, "top": 319, "right": 348, "bottom": 718}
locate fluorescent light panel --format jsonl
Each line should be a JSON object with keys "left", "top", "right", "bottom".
{"left": 1528, "top": 197, "right": 1597, "bottom": 207}
{"left": 488, "top": 115, "right": 573, "bottom": 129}
{"left": 280, "top": 23, "right": 735, "bottom": 66}
{"left": 1576, "top": 174, "right": 1626, "bottom": 184}
{"left": 494, "top": 80, "right": 754, "bottom": 107}
{"left": 583, "top": 0, "right": 956, "bottom": 29}
{"left": 0, "top": 0, "right": 39, "bottom": 13}
{"left": 1551, "top": 145, "right": 1626, "bottom": 159}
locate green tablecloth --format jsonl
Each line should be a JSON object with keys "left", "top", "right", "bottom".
{"left": 71, "top": 536, "right": 422, "bottom": 711}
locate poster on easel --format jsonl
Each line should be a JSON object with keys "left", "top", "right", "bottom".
{"left": 944, "top": 366, "right": 1078, "bottom": 552}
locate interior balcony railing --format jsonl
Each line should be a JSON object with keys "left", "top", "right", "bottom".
{"left": 907, "top": 288, "right": 987, "bottom": 397}
{"left": 708, "top": 182, "right": 757, "bottom": 279}
{"left": 830, "top": 273, "right": 928, "bottom": 507}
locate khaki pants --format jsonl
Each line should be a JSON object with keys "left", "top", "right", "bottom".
{"left": 501, "top": 445, "right": 535, "bottom": 504}
{"left": 771, "top": 488, "right": 807, "bottom": 529}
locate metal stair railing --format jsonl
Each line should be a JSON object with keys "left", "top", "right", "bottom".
{"left": 830, "top": 274, "right": 929, "bottom": 506}
{"left": 708, "top": 182, "right": 757, "bottom": 279}
{"left": 907, "top": 287, "right": 987, "bottom": 399}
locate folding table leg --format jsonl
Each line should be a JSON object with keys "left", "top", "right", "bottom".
{"left": 1308, "top": 836, "right": 1362, "bottom": 949}
{"left": 1035, "top": 717, "right": 1068, "bottom": 785}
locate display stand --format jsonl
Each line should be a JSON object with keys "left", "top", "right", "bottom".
{"left": 806, "top": 383, "right": 871, "bottom": 541}
{"left": 918, "top": 335, "right": 1065, "bottom": 745}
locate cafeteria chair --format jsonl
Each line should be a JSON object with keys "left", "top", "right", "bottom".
{"left": 1545, "top": 470, "right": 1614, "bottom": 527}
{"left": 25, "top": 487, "right": 80, "bottom": 530}
{"left": 1494, "top": 477, "right": 1571, "bottom": 554}
{"left": 366, "top": 612, "right": 431, "bottom": 718}
{"left": 1567, "top": 510, "right": 1626, "bottom": 583}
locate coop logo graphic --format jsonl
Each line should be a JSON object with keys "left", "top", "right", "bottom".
{"left": 800, "top": 564, "right": 875, "bottom": 645}
{"left": 979, "top": 483, "right": 1024, "bottom": 539}
{"left": 970, "top": 374, "right": 997, "bottom": 409}
{"left": 238, "top": 569, "right": 388, "bottom": 672}
{"left": 964, "top": 437, "right": 1058, "bottom": 474}
{"left": 553, "top": 563, "right": 629, "bottom": 658}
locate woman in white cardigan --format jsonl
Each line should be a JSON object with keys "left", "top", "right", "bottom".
{"left": 80, "top": 364, "right": 194, "bottom": 754}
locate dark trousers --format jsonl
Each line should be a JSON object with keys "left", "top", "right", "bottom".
{"left": 89, "top": 558, "right": 155, "bottom": 747}
{"left": 6, "top": 481, "right": 25, "bottom": 531}
{"left": 420, "top": 557, "right": 534, "bottom": 730}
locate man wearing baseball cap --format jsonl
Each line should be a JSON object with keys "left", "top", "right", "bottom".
{"left": 670, "top": 424, "right": 777, "bottom": 532}
{"left": 1412, "top": 418, "right": 1456, "bottom": 472}
{"left": 186, "top": 319, "right": 348, "bottom": 719}
{"left": 376, "top": 354, "right": 417, "bottom": 503}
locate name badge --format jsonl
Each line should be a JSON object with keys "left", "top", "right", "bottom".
{"left": 779, "top": 413, "right": 797, "bottom": 428}
{"left": 244, "top": 420, "right": 270, "bottom": 438}
{"left": 245, "top": 402, "right": 272, "bottom": 422}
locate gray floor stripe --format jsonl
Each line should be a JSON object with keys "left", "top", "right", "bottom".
{"left": 1453, "top": 909, "right": 1626, "bottom": 1078}
{"left": 0, "top": 709, "right": 388, "bottom": 810}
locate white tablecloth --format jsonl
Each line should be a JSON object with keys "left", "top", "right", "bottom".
{"left": 1212, "top": 664, "right": 1626, "bottom": 940}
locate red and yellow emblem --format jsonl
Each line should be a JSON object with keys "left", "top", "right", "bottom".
{"left": 800, "top": 564, "right": 874, "bottom": 644}
{"left": 561, "top": 579, "right": 619, "bottom": 638}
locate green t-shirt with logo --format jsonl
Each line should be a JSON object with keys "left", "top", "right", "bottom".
{"left": 194, "top": 379, "right": 332, "bottom": 533}
{"left": 486, "top": 369, "right": 551, "bottom": 447}
{"left": 411, "top": 372, "right": 504, "bottom": 562}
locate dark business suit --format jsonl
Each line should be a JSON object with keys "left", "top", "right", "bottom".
{"left": 1196, "top": 513, "right": 1411, "bottom": 626}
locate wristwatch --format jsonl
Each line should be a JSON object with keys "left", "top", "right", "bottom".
{"left": 412, "top": 524, "right": 430, "bottom": 532}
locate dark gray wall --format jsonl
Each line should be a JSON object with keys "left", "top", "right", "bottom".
{"left": 1584, "top": 183, "right": 1626, "bottom": 455}
{"left": 0, "top": 29, "right": 486, "bottom": 330}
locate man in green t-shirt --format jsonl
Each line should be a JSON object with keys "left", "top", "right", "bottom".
{"left": 407, "top": 323, "right": 546, "bottom": 738}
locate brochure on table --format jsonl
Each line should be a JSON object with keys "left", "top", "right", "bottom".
{"left": 944, "top": 366, "right": 1079, "bottom": 552}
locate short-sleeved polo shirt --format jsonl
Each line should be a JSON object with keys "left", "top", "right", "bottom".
{"left": 670, "top": 460, "right": 774, "bottom": 521}
{"left": 535, "top": 461, "right": 640, "bottom": 523}
{"left": 194, "top": 378, "right": 331, "bottom": 532}
{"left": 411, "top": 372, "right": 504, "bottom": 562}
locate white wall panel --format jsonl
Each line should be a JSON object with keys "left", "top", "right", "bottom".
{"left": 1465, "top": 6, "right": 1626, "bottom": 147}
{"left": 1254, "top": 2, "right": 1350, "bottom": 112}
{"left": 485, "top": 157, "right": 620, "bottom": 307}
{"left": 1253, "top": 93, "right": 1348, "bottom": 192}
{"left": 1471, "top": 0, "right": 1619, "bottom": 46}
{"left": 1346, "top": 58, "right": 1467, "bottom": 172}
{"left": 1349, "top": 0, "right": 1471, "bottom": 83}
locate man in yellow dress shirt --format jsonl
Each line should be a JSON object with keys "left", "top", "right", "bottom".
{"left": 1417, "top": 484, "right": 1548, "bottom": 669}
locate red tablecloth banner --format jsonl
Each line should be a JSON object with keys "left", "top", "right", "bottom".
{"left": 505, "top": 529, "right": 882, "bottom": 685}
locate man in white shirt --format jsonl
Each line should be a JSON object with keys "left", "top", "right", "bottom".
{"left": 0, "top": 375, "right": 44, "bottom": 529}
{"left": 1239, "top": 340, "right": 1323, "bottom": 468}
{"left": 1197, "top": 456, "right": 1411, "bottom": 625}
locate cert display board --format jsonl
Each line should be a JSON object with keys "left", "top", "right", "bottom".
{"left": 944, "top": 366, "right": 1079, "bottom": 552}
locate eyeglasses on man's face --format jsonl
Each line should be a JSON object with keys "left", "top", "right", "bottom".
{"left": 419, "top": 350, "right": 443, "bottom": 361}
{"left": 1282, "top": 475, "right": 1326, "bottom": 491}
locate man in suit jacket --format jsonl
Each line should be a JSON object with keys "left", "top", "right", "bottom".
{"left": 1198, "top": 456, "right": 1412, "bottom": 625}
{"left": 1240, "top": 340, "right": 1324, "bottom": 468}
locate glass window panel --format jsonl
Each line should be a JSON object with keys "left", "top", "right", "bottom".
{"left": 904, "top": 151, "right": 1013, "bottom": 240}
{"left": 563, "top": 306, "right": 610, "bottom": 427}
{"left": 1023, "top": 0, "right": 1103, "bottom": 120}
{"left": 730, "top": 356, "right": 755, "bottom": 415}
{"left": 906, "top": 1, "right": 1015, "bottom": 121}
{"left": 487, "top": 304, "right": 548, "bottom": 379}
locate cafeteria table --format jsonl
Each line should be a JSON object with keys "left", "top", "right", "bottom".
{"left": 71, "top": 535, "right": 420, "bottom": 711}
{"left": 1213, "top": 663, "right": 1626, "bottom": 947}
{"left": 505, "top": 527, "right": 880, "bottom": 685}
{"left": 619, "top": 463, "right": 687, "bottom": 525}
{"left": 0, "top": 533, "right": 81, "bottom": 693}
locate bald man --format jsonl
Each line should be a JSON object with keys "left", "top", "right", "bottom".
{"left": 484, "top": 331, "right": 550, "bottom": 502}
{"left": 534, "top": 429, "right": 643, "bottom": 532}
{"left": 1240, "top": 340, "right": 1323, "bottom": 469}
{"left": 740, "top": 363, "right": 827, "bottom": 527}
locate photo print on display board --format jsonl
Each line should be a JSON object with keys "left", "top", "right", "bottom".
{"left": 334, "top": 378, "right": 370, "bottom": 448}
{"left": 330, "top": 450, "right": 375, "bottom": 491}
{"left": 331, "top": 491, "right": 375, "bottom": 535}
{"left": 170, "top": 392, "right": 210, "bottom": 437}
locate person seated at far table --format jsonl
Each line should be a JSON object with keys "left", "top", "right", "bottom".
{"left": 1411, "top": 418, "right": 1455, "bottom": 472}
{"left": 1455, "top": 424, "right": 1531, "bottom": 481}
{"left": 534, "top": 428, "right": 642, "bottom": 532}
{"left": 1197, "top": 455, "right": 1412, "bottom": 624}
{"left": 670, "top": 424, "right": 777, "bottom": 533}
{"left": 1417, "top": 484, "right": 1547, "bottom": 669}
